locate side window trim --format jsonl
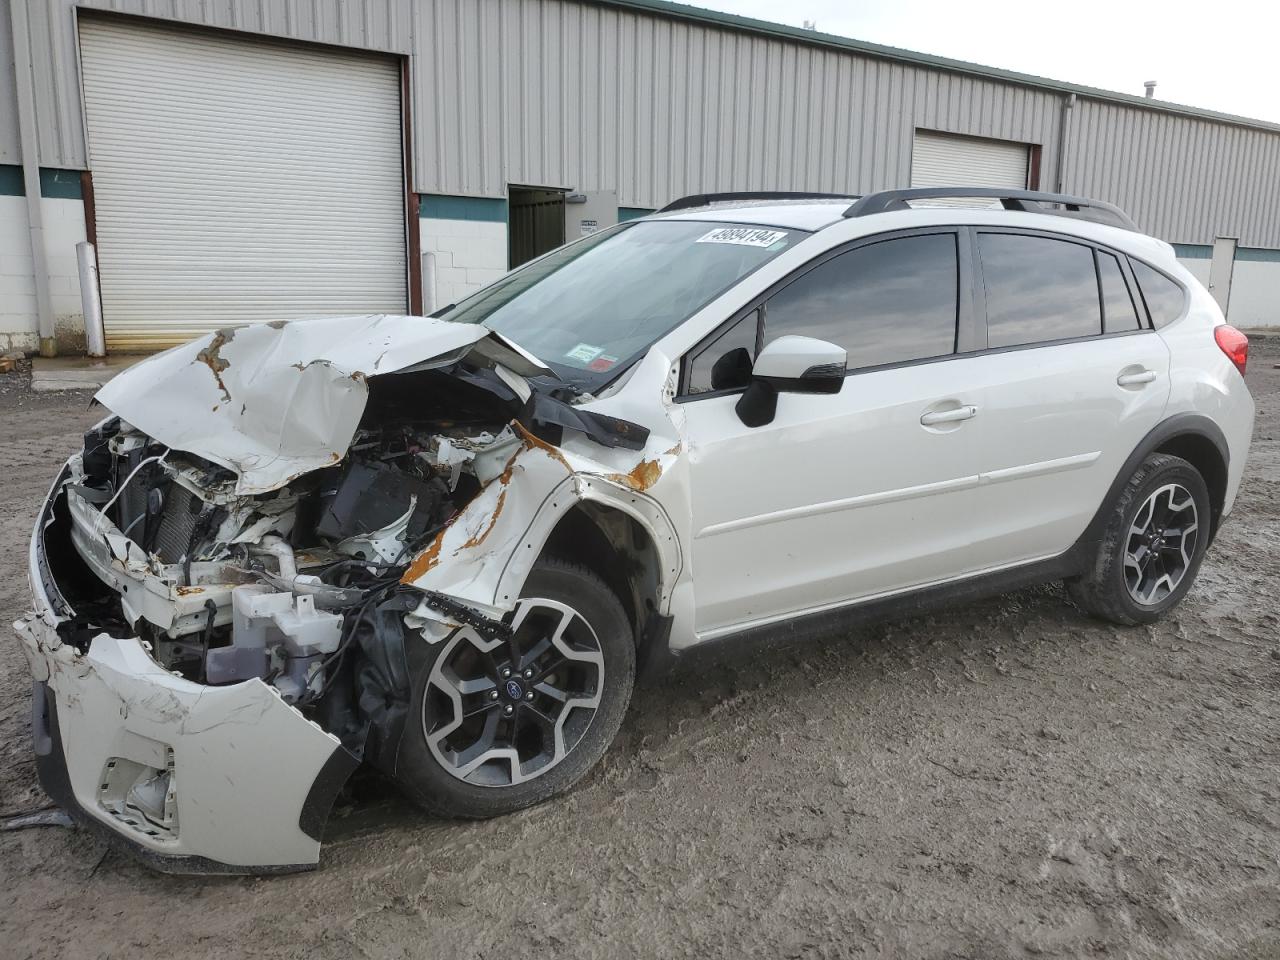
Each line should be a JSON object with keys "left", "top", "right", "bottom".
{"left": 1116, "top": 255, "right": 1154, "bottom": 330}
{"left": 1102, "top": 250, "right": 1147, "bottom": 332}
{"left": 1092, "top": 248, "right": 1107, "bottom": 330}
{"left": 677, "top": 226, "right": 965, "bottom": 400}
{"left": 958, "top": 226, "right": 986, "bottom": 352}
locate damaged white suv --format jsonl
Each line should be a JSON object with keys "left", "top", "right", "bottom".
{"left": 15, "top": 188, "right": 1254, "bottom": 873}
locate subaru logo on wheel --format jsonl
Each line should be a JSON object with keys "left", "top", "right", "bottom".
{"left": 505, "top": 679, "right": 524, "bottom": 700}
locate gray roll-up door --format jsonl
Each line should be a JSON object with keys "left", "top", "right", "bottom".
{"left": 78, "top": 17, "right": 407, "bottom": 351}
{"left": 911, "top": 130, "right": 1030, "bottom": 190}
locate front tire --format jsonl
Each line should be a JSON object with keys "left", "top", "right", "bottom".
{"left": 395, "top": 558, "right": 635, "bottom": 819}
{"left": 1067, "top": 453, "right": 1211, "bottom": 625}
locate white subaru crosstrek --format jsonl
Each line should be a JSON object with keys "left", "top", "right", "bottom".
{"left": 15, "top": 187, "right": 1254, "bottom": 873}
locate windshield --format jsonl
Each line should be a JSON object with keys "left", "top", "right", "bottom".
{"left": 440, "top": 219, "right": 802, "bottom": 390}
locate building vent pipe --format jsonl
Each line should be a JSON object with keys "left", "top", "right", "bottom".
{"left": 1144, "top": 81, "right": 1157, "bottom": 99}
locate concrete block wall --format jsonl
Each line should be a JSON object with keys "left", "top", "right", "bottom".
{"left": 1224, "top": 251, "right": 1280, "bottom": 329}
{"left": 0, "top": 194, "right": 39, "bottom": 353}
{"left": 1176, "top": 243, "right": 1280, "bottom": 329}
{"left": 420, "top": 195, "right": 508, "bottom": 309}
{"left": 0, "top": 167, "right": 88, "bottom": 353}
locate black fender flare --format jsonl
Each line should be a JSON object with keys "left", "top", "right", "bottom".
{"left": 1071, "top": 412, "right": 1230, "bottom": 564}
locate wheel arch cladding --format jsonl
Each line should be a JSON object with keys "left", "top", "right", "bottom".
{"left": 540, "top": 501, "right": 665, "bottom": 658}
{"left": 1081, "top": 413, "right": 1231, "bottom": 553}
{"left": 1153, "top": 432, "right": 1228, "bottom": 536}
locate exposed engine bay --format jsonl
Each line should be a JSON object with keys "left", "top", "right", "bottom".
{"left": 50, "top": 364, "right": 560, "bottom": 760}
{"left": 18, "top": 315, "right": 681, "bottom": 870}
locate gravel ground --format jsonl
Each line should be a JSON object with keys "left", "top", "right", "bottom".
{"left": 0, "top": 343, "right": 1278, "bottom": 959}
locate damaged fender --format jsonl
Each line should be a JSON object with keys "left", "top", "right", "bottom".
{"left": 402, "top": 350, "right": 687, "bottom": 625}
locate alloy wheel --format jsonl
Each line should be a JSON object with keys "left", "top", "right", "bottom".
{"left": 423, "top": 598, "right": 605, "bottom": 787}
{"left": 1123, "top": 482, "right": 1199, "bottom": 606}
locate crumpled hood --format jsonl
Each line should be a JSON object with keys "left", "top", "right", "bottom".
{"left": 95, "top": 314, "right": 552, "bottom": 495}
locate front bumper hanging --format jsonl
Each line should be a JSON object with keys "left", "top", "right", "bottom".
{"left": 13, "top": 471, "right": 357, "bottom": 875}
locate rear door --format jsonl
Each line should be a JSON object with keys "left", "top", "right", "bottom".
{"left": 956, "top": 230, "right": 1171, "bottom": 569}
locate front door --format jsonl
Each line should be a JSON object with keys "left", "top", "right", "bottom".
{"left": 680, "top": 230, "right": 990, "bottom": 638}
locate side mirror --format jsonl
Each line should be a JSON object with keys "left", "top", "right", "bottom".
{"left": 735, "top": 335, "right": 846, "bottom": 427}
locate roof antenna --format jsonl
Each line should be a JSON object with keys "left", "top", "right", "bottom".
{"left": 802, "top": 20, "right": 817, "bottom": 30}
{"left": 1144, "top": 80, "right": 1157, "bottom": 99}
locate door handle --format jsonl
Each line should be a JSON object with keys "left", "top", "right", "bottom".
{"left": 1117, "top": 369, "right": 1158, "bottom": 387}
{"left": 920, "top": 404, "right": 978, "bottom": 426}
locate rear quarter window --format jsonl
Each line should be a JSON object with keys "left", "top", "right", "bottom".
{"left": 1129, "top": 259, "right": 1188, "bottom": 328}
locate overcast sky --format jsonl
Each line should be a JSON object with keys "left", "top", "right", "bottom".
{"left": 690, "top": 0, "right": 1280, "bottom": 124}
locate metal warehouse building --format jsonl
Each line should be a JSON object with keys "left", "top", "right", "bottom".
{"left": 4, "top": 0, "right": 1280, "bottom": 356}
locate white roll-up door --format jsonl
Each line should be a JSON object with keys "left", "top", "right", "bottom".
{"left": 911, "top": 130, "right": 1030, "bottom": 190}
{"left": 79, "top": 17, "right": 407, "bottom": 351}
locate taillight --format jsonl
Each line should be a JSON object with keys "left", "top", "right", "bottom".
{"left": 1214, "top": 324, "right": 1249, "bottom": 376}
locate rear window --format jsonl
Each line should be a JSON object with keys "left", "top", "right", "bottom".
{"left": 978, "top": 233, "right": 1101, "bottom": 347}
{"left": 1129, "top": 259, "right": 1187, "bottom": 328}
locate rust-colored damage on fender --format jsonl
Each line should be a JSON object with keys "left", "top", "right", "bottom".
{"left": 400, "top": 524, "right": 450, "bottom": 582}
{"left": 510, "top": 421, "right": 573, "bottom": 471}
{"left": 607, "top": 459, "right": 662, "bottom": 492}
{"left": 399, "top": 407, "right": 683, "bottom": 616}
{"left": 400, "top": 426, "right": 557, "bottom": 585}
{"left": 194, "top": 327, "right": 236, "bottom": 402}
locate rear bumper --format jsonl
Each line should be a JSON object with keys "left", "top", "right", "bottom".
{"left": 14, "top": 466, "right": 357, "bottom": 875}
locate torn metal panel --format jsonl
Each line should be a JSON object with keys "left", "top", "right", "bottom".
{"left": 93, "top": 315, "right": 550, "bottom": 495}
{"left": 400, "top": 369, "right": 687, "bottom": 620}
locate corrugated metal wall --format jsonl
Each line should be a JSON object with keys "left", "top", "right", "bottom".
{"left": 0, "top": 2, "right": 19, "bottom": 164}
{"left": 1065, "top": 98, "right": 1280, "bottom": 248}
{"left": 411, "top": 0, "right": 1063, "bottom": 208}
{"left": 8, "top": 0, "right": 411, "bottom": 169}
{"left": 6, "top": 0, "right": 1280, "bottom": 246}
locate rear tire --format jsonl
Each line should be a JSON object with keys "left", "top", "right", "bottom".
{"left": 395, "top": 558, "right": 635, "bottom": 819}
{"left": 1067, "top": 453, "right": 1211, "bottom": 625}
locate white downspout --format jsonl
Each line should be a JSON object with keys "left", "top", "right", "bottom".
{"left": 9, "top": 0, "right": 57, "bottom": 357}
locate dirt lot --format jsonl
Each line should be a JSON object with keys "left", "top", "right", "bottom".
{"left": 0, "top": 342, "right": 1278, "bottom": 960}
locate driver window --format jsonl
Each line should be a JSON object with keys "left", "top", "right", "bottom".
{"left": 762, "top": 233, "right": 958, "bottom": 369}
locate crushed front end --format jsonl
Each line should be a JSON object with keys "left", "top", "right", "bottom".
{"left": 16, "top": 408, "right": 507, "bottom": 872}
{"left": 12, "top": 314, "right": 676, "bottom": 874}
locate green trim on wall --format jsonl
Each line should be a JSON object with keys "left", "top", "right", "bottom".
{"left": 39, "top": 168, "right": 82, "bottom": 199}
{"left": 421, "top": 194, "right": 507, "bottom": 223}
{"left": 0, "top": 165, "right": 22, "bottom": 196}
{"left": 618, "top": 207, "right": 655, "bottom": 221}
{"left": 1236, "top": 247, "right": 1280, "bottom": 263}
{"left": 1172, "top": 243, "right": 1212, "bottom": 259}
{"left": 0, "top": 166, "right": 85, "bottom": 199}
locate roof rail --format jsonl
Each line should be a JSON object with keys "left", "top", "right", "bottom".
{"left": 843, "top": 187, "right": 1138, "bottom": 231}
{"left": 658, "top": 191, "right": 859, "bottom": 214}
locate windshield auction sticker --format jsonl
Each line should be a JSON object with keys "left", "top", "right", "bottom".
{"left": 566, "top": 343, "right": 604, "bottom": 363}
{"left": 695, "top": 227, "right": 789, "bottom": 247}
